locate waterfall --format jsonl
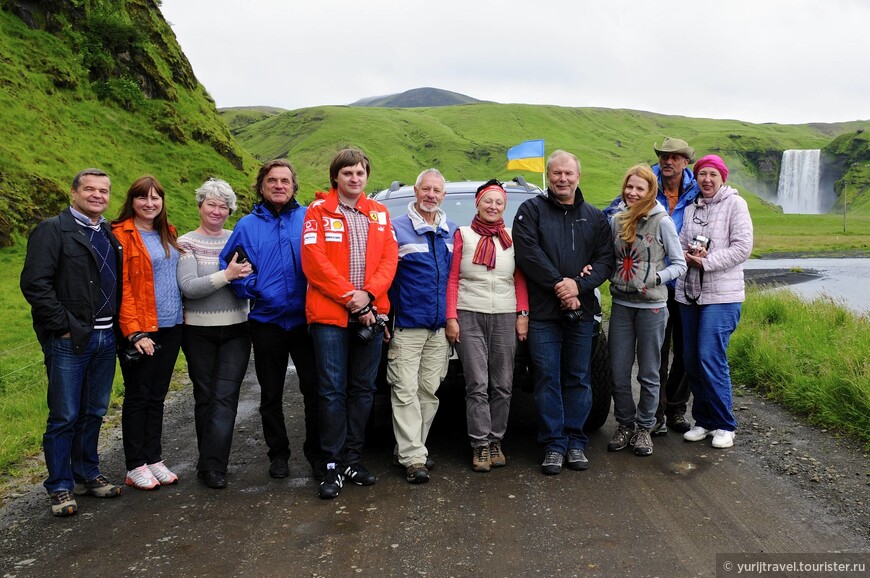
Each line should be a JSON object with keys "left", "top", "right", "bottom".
{"left": 776, "top": 150, "right": 822, "bottom": 214}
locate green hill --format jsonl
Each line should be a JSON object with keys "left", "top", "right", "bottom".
{"left": 0, "top": 0, "right": 259, "bottom": 246}
{"left": 219, "top": 106, "right": 287, "bottom": 136}
{"left": 349, "top": 87, "right": 486, "bottom": 108}
{"left": 232, "top": 103, "right": 870, "bottom": 208}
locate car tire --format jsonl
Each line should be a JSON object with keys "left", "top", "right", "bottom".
{"left": 583, "top": 329, "right": 612, "bottom": 433}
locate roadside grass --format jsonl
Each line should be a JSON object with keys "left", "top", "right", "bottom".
{"left": 0, "top": 244, "right": 187, "bottom": 497}
{"left": 730, "top": 286, "right": 870, "bottom": 448}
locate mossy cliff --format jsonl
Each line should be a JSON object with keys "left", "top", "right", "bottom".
{"left": 0, "top": 0, "right": 258, "bottom": 246}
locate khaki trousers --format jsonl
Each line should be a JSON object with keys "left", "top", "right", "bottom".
{"left": 387, "top": 327, "right": 449, "bottom": 466}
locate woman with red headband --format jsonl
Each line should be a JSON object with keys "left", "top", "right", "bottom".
{"left": 446, "top": 180, "right": 529, "bottom": 472}
{"left": 675, "top": 155, "right": 753, "bottom": 450}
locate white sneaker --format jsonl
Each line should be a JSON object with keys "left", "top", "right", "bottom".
{"left": 683, "top": 426, "right": 712, "bottom": 442}
{"left": 712, "top": 429, "right": 735, "bottom": 448}
{"left": 126, "top": 464, "right": 160, "bottom": 490}
{"left": 147, "top": 461, "right": 179, "bottom": 485}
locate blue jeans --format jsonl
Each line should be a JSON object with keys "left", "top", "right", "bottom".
{"left": 42, "top": 329, "right": 116, "bottom": 493}
{"left": 679, "top": 302, "right": 742, "bottom": 432}
{"left": 528, "top": 319, "right": 593, "bottom": 454}
{"left": 310, "top": 323, "right": 382, "bottom": 467}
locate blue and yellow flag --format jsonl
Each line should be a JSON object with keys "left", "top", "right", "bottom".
{"left": 506, "top": 139, "right": 545, "bottom": 172}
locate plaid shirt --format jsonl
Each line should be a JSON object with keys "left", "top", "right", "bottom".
{"left": 338, "top": 201, "right": 369, "bottom": 291}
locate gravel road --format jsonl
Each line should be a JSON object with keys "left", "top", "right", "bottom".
{"left": 1, "top": 352, "right": 868, "bottom": 577}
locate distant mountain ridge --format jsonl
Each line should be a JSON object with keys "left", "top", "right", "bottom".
{"left": 350, "top": 87, "right": 486, "bottom": 108}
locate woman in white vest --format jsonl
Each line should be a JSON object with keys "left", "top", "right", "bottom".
{"left": 445, "top": 180, "right": 529, "bottom": 473}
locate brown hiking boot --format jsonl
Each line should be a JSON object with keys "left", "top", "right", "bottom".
{"left": 489, "top": 441, "right": 506, "bottom": 467}
{"left": 472, "top": 444, "right": 491, "bottom": 472}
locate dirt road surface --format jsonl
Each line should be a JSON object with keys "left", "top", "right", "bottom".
{"left": 2, "top": 361, "right": 868, "bottom": 577}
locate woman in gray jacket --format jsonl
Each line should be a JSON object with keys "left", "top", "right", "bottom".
{"left": 606, "top": 165, "right": 686, "bottom": 457}
{"left": 675, "top": 155, "right": 753, "bottom": 449}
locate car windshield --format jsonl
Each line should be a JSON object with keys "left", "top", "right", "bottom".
{"left": 379, "top": 191, "right": 535, "bottom": 226}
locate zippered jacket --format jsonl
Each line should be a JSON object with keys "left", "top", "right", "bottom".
{"left": 112, "top": 218, "right": 178, "bottom": 337}
{"left": 389, "top": 201, "right": 457, "bottom": 330}
{"left": 513, "top": 188, "right": 615, "bottom": 322}
{"left": 21, "top": 208, "right": 123, "bottom": 353}
{"left": 675, "top": 185, "right": 753, "bottom": 305}
{"left": 220, "top": 200, "right": 307, "bottom": 331}
{"left": 301, "top": 189, "right": 399, "bottom": 327}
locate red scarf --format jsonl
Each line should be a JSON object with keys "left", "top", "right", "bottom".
{"left": 470, "top": 215, "right": 512, "bottom": 270}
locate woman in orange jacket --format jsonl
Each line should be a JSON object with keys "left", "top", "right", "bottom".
{"left": 112, "top": 176, "right": 183, "bottom": 491}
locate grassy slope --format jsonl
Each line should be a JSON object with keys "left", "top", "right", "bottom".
{"left": 0, "top": 3, "right": 258, "bottom": 480}
{"left": 0, "top": 7, "right": 259, "bottom": 238}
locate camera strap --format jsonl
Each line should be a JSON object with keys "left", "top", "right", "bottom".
{"left": 683, "top": 267, "right": 705, "bottom": 304}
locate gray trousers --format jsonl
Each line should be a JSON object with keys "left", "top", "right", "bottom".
{"left": 609, "top": 302, "right": 668, "bottom": 430}
{"left": 456, "top": 311, "right": 517, "bottom": 447}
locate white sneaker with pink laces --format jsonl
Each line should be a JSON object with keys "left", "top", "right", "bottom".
{"left": 147, "top": 461, "right": 178, "bottom": 485}
{"left": 126, "top": 464, "right": 159, "bottom": 490}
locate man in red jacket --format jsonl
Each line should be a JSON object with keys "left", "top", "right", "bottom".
{"left": 301, "top": 148, "right": 398, "bottom": 499}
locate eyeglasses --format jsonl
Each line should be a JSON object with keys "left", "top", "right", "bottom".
{"left": 692, "top": 201, "right": 708, "bottom": 226}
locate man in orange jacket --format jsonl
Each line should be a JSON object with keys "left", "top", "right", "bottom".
{"left": 301, "top": 148, "right": 398, "bottom": 499}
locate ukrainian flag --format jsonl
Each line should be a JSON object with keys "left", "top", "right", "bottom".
{"left": 507, "top": 139, "right": 545, "bottom": 173}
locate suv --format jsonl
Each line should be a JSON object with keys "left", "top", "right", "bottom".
{"left": 371, "top": 177, "right": 612, "bottom": 433}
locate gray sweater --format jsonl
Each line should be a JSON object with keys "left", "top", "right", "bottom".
{"left": 177, "top": 230, "right": 250, "bottom": 327}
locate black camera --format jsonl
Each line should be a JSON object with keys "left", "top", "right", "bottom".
{"left": 119, "top": 342, "right": 161, "bottom": 365}
{"left": 560, "top": 309, "right": 583, "bottom": 325}
{"left": 689, "top": 235, "right": 711, "bottom": 254}
{"left": 356, "top": 317, "right": 386, "bottom": 344}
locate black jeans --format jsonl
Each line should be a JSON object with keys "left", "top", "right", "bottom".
{"left": 657, "top": 285, "right": 691, "bottom": 421}
{"left": 182, "top": 322, "right": 251, "bottom": 473}
{"left": 249, "top": 320, "right": 323, "bottom": 469}
{"left": 121, "top": 324, "right": 183, "bottom": 471}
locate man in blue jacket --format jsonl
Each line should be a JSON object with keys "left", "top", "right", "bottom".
{"left": 220, "top": 159, "right": 324, "bottom": 480}
{"left": 387, "top": 169, "right": 457, "bottom": 484}
{"left": 513, "top": 151, "right": 615, "bottom": 475}
{"left": 603, "top": 137, "right": 700, "bottom": 435}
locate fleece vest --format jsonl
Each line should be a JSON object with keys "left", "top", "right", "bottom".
{"left": 456, "top": 226, "right": 517, "bottom": 314}
{"left": 609, "top": 212, "right": 668, "bottom": 305}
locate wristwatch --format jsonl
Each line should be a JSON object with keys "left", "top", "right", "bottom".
{"left": 517, "top": 310, "right": 529, "bottom": 317}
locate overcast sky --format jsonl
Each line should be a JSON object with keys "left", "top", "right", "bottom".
{"left": 160, "top": 0, "right": 868, "bottom": 125}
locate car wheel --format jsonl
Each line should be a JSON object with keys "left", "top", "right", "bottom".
{"left": 583, "top": 329, "right": 612, "bottom": 433}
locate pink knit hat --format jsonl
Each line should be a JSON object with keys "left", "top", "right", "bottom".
{"left": 693, "top": 154, "right": 728, "bottom": 182}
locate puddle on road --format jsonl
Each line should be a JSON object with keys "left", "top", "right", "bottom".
{"left": 669, "top": 461, "right": 698, "bottom": 475}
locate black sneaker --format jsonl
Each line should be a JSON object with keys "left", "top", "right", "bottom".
{"left": 50, "top": 490, "right": 77, "bottom": 517}
{"left": 669, "top": 414, "right": 692, "bottom": 434}
{"left": 73, "top": 475, "right": 122, "bottom": 498}
{"left": 269, "top": 458, "right": 289, "bottom": 479}
{"left": 566, "top": 448, "right": 589, "bottom": 471}
{"left": 541, "top": 451, "right": 564, "bottom": 475}
{"left": 197, "top": 470, "right": 227, "bottom": 489}
{"left": 650, "top": 420, "right": 668, "bottom": 437}
{"left": 343, "top": 463, "right": 376, "bottom": 486}
{"left": 319, "top": 465, "right": 344, "bottom": 499}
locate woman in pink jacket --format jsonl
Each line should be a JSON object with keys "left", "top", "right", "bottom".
{"left": 675, "top": 155, "right": 753, "bottom": 450}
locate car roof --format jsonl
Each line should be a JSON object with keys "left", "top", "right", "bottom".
{"left": 371, "top": 177, "right": 544, "bottom": 201}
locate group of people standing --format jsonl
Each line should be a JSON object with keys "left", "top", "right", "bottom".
{"left": 20, "top": 138, "right": 752, "bottom": 517}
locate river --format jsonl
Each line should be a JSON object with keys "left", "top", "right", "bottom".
{"left": 744, "top": 257, "right": 870, "bottom": 314}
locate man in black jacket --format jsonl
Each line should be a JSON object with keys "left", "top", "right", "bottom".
{"left": 21, "top": 168, "right": 124, "bottom": 516}
{"left": 513, "top": 150, "right": 614, "bottom": 475}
